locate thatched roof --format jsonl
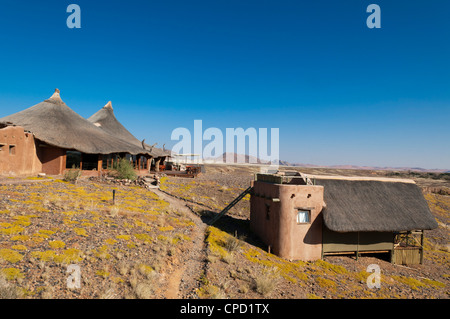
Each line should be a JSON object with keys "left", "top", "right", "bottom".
{"left": 88, "top": 102, "right": 170, "bottom": 158}
{"left": 0, "top": 90, "right": 149, "bottom": 155}
{"left": 315, "top": 178, "right": 438, "bottom": 232}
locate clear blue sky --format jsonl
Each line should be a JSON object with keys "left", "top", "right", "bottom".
{"left": 0, "top": 0, "right": 449, "bottom": 169}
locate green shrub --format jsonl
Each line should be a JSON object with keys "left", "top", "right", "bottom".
{"left": 63, "top": 168, "right": 81, "bottom": 183}
{"left": 111, "top": 158, "right": 137, "bottom": 181}
{"left": 224, "top": 236, "right": 241, "bottom": 253}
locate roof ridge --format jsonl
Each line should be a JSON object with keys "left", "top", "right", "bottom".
{"left": 307, "top": 174, "right": 416, "bottom": 184}
{"left": 103, "top": 101, "right": 113, "bottom": 110}
{"left": 44, "top": 88, "right": 64, "bottom": 105}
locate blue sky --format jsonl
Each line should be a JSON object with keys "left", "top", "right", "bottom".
{"left": 0, "top": 0, "right": 449, "bottom": 169}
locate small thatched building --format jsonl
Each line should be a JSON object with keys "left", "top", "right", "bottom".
{"left": 0, "top": 89, "right": 151, "bottom": 176}
{"left": 87, "top": 101, "right": 170, "bottom": 172}
{"left": 250, "top": 171, "right": 438, "bottom": 264}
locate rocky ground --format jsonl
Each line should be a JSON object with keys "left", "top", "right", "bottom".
{"left": 0, "top": 177, "right": 199, "bottom": 299}
{"left": 160, "top": 164, "right": 449, "bottom": 299}
{"left": 0, "top": 165, "right": 448, "bottom": 299}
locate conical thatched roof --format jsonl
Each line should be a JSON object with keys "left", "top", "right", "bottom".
{"left": 88, "top": 101, "right": 170, "bottom": 158}
{"left": 315, "top": 178, "right": 438, "bottom": 232}
{"left": 0, "top": 89, "right": 149, "bottom": 155}
{"left": 87, "top": 101, "right": 143, "bottom": 147}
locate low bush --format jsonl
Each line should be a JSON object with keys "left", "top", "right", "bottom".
{"left": 253, "top": 267, "right": 280, "bottom": 296}
{"left": 224, "top": 236, "right": 241, "bottom": 253}
{"left": 110, "top": 158, "right": 137, "bottom": 181}
{"left": 63, "top": 168, "right": 81, "bottom": 183}
{"left": 0, "top": 275, "right": 22, "bottom": 299}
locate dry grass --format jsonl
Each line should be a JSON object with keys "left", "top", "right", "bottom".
{"left": 253, "top": 267, "right": 280, "bottom": 296}
{"left": 0, "top": 274, "right": 22, "bottom": 299}
{"left": 0, "top": 178, "right": 195, "bottom": 299}
{"left": 134, "top": 281, "right": 155, "bottom": 299}
{"left": 1, "top": 165, "right": 448, "bottom": 299}
{"left": 224, "top": 236, "right": 241, "bottom": 253}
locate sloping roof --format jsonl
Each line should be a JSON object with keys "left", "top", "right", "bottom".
{"left": 144, "top": 142, "right": 171, "bottom": 158}
{"left": 0, "top": 89, "right": 149, "bottom": 155}
{"left": 87, "top": 101, "right": 144, "bottom": 147}
{"left": 87, "top": 102, "right": 170, "bottom": 158}
{"left": 315, "top": 178, "right": 438, "bottom": 232}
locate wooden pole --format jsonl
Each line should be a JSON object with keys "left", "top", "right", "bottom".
{"left": 356, "top": 232, "right": 360, "bottom": 261}
{"left": 97, "top": 155, "right": 102, "bottom": 177}
{"left": 420, "top": 230, "right": 424, "bottom": 264}
{"left": 61, "top": 153, "right": 67, "bottom": 175}
{"left": 321, "top": 227, "right": 324, "bottom": 260}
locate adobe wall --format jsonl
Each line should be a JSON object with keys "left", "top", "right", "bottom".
{"left": 250, "top": 181, "right": 281, "bottom": 252}
{"left": 39, "top": 146, "right": 66, "bottom": 175}
{"left": 0, "top": 126, "right": 42, "bottom": 176}
{"left": 250, "top": 180, "right": 324, "bottom": 261}
{"left": 0, "top": 125, "right": 150, "bottom": 177}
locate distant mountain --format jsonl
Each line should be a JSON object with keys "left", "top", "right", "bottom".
{"left": 279, "top": 161, "right": 450, "bottom": 173}
{"left": 204, "top": 152, "right": 272, "bottom": 164}
{"left": 203, "top": 153, "right": 449, "bottom": 173}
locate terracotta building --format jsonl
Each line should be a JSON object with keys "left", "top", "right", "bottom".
{"left": 0, "top": 89, "right": 167, "bottom": 176}
{"left": 0, "top": 124, "right": 42, "bottom": 175}
{"left": 87, "top": 101, "right": 170, "bottom": 172}
{"left": 250, "top": 171, "right": 438, "bottom": 264}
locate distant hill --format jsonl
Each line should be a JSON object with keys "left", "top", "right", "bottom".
{"left": 203, "top": 153, "right": 449, "bottom": 173}
{"left": 204, "top": 152, "right": 272, "bottom": 164}
{"left": 279, "top": 162, "right": 450, "bottom": 173}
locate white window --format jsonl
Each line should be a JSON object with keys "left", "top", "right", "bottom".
{"left": 297, "top": 210, "right": 310, "bottom": 224}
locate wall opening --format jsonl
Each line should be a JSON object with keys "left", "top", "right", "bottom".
{"left": 296, "top": 209, "right": 311, "bottom": 224}
{"left": 265, "top": 203, "right": 270, "bottom": 220}
{"left": 9, "top": 145, "right": 16, "bottom": 155}
{"left": 81, "top": 153, "right": 99, "bottom": 170}
{"left": 66, "top": 151, "right": 81, "bottom": 169}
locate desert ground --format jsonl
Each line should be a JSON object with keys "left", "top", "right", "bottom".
{"left": 0, "top": 164, "right": 448, "bottom": 299}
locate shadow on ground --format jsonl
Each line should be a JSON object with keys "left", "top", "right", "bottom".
{"left": 199, "top": 210, "right": 268, "bottom": 252}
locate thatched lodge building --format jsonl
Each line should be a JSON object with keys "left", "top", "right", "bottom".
{"left": 0, "top": 89, "right": 169, "bottom": 176}
{"left": 87, "top": 101, "right": 170, "bottom": 172}
{"left": 250, "top": 171, "right": 438, "bottom": 265}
